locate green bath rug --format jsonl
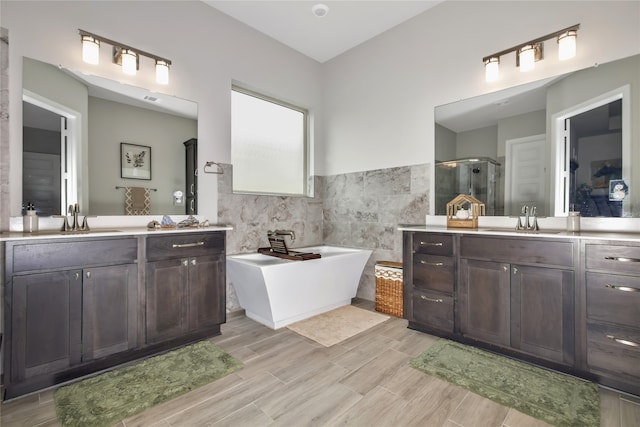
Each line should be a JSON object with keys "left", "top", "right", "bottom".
{"left": 54, "top": 340, "right": 242, "bottom": 427}
{"left": 410, "top": 339, "right": 599, "bottom": 427}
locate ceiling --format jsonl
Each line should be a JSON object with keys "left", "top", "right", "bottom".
{"left": 203, "top": 1, "right": 445, "bottom": 63}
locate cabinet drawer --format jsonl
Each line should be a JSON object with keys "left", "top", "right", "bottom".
{"left": 461, "top": 236, "right": 574, "bottom": 268}
{"left": 413, "top": 233, "right": 453, "bottom": 256}
{"left": 412, "top": 290, "right": 454, "bottom": 332}
{"left": 413, "top": 253, "right": 454, "bottom": 294}
{"left": 146, "top": 232, "right": 224, "bottom": 260}
{"left": 11, "top": 238, "right": 137, "bottom": 273}
{"left": 586, "top": 272, "right": 640, "bottom": 328}
{"left": 586, "top": 244, "right": 640, "bottom": 275}
{"left": 587, "top": 321, "right": 640, "bottom": 380}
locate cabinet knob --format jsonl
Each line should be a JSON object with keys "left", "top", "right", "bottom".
{"left": 74, "top": 272, "right": 80, "bottom": 280}
{"left": 191, "top": 259, "right": 197, "bottom": 266}
{"left": 512, "top": 267, "right": 518, "bottom": 274}
{"left": 503, "top": 266, "right": 508, "bottom": 272}
{"left": 86, "top": 271, "right": 91, "bottom": 278}
{"left": 183, "top": 260, "right": 188, "bottom": 266}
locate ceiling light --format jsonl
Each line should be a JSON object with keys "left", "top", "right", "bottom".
{"left": 482, "top": 24, "right": 579, "bottom": 82}
{"left": 312, "top": 4, "right": 329, "bottom": 18}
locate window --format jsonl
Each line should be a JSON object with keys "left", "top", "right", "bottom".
{"left": 231, "top": 86, "right": 309, "bottom": 196}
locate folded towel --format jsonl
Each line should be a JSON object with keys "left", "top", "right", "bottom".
{"left": 125, "top": 187, "right": 150, "bottom": 215}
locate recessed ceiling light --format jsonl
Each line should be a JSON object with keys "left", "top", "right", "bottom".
{"left": 312, "top": 3, "right": 329, "bottom": 18}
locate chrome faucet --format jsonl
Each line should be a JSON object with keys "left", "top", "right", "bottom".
{"left": 516, "top": 205, "right": 539, "bottom": 231}
{"left": 268, "top": 229, "right": 296, "bottom": 242}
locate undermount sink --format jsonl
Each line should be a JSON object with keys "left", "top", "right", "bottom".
{"left": 482, "top": 228, "right": 563, "bottom": 235}
{"left": 29, "top": 229, "right": 122, "bottom": 236}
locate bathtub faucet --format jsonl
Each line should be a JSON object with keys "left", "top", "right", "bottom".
{"left": 268, "top": 229, "right": 295, "bottom": 242}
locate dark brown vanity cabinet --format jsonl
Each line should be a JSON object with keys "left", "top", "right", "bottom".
{"left": 4, "top": 237, "right": 138, "bottom": 398}
{"left": 404, "top": 232, "right": 455, "bottom": 333}
{"left": 145, "top": 232, "right": 225, "bottom": 344}
{"left": 584, "top": 241, "right": 640, "bottom": 396}
{"left": 459, "top": 236, "right": 576, "bottom": 365}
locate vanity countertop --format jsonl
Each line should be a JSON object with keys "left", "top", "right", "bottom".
{"left": 398, "top": 224, "right": 640, "bottom": 243}
{"left": 0, "top": 225, "right": 233, "bottom": 242}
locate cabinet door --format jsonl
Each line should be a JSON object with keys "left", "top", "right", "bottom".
{"left": 82, "top": 264, "right": 138, "bottom": 360}
{"left": 459, "top": 259, "right": 510, "bottom": 347}
{"left": 188, "top": 254, "right": 225, "bottom": 331}
{"left": 146, "top": 259, "right": 189, "bottom": 344}
{"left": 510, "top": 265, "right": 575, "bottom": 364}
{"left": 11, "top": 271, "right": 82, "bottom": 381}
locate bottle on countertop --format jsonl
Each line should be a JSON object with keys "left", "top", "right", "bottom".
{"left": 567, "top": 210, "right": 580, "bottom": 232}
{"left": 23, "top": 202, "right": 39, "bottom": 233}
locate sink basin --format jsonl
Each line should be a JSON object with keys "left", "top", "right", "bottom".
{"left": 28, "top": 229, "right": 122, "bottom": 236}
{"left": 482, "top": 229, "right": 563, "bottom": 235}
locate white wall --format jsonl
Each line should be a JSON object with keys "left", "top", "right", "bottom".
{"left": 3, "top": 1, "right": 640, "bottom": 221}
{"left": 1, "top": 0, "right": 322, "bottom": 220}
{"left": 322, "top": 1, "right": 640, "bottom": 213}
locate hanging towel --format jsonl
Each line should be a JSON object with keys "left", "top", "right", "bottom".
{"left": 125, "top": 187, "right": 151, "bottom": 215}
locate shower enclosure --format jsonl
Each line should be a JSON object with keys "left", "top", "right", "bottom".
{"left": 435, "top": 157, "right": 500, "bottom": 216}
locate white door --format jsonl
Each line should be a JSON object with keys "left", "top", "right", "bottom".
{"left": 505, "top": 135, "right": 546, "bottom": 216}
{"left": 22, "top": 152, "right": 62, "bottom": 216}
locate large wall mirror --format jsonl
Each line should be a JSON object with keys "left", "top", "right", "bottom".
{"left": 435, "top": 54, "right": 639, "bottom": 218}
{"left": 22, "top": 57, "right": 198, "bottom": 217}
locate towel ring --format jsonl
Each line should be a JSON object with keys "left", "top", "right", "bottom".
{"left": 204, "top": 161, "right": 224, "bottom": 174}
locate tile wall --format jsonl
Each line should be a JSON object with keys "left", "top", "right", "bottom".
{"left": 218, "top": 163, "right": 430, "bottom": 311}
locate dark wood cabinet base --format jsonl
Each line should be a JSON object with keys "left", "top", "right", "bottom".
{"left": 3, "top": 325, "right": 220, "bottom": 400}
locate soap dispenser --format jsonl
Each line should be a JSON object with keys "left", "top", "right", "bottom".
{"left": 23, "top": 202, "right": 39, "bottom": 233}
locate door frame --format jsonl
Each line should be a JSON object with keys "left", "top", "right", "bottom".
{"left": 550, "top": 85, "right": 630, "bottom": 216}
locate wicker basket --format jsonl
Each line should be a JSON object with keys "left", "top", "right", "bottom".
{"left": 375, "top": 261, "right": 403, "bottom": 318}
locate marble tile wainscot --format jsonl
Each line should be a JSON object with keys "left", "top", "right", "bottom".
{"left": 399, "top": 224, "right": 640, "bottom": 398}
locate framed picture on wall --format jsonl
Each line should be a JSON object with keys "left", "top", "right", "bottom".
{"left": 121, "top": 143, "right": 151, "bottom": 180}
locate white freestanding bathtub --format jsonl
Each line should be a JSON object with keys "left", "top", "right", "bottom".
{"left": 227, "top": 245, "right": 372, "bottom": 329}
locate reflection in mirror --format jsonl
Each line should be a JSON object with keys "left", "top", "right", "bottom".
{"left": 22, "top": 57, "right": 198, "bottom": 216}
{"left": 434, "top": 54, "right": 639, "bottom": 218}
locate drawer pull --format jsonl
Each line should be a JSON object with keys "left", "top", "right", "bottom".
{"left": 172, "top": 241, "right": 205, "bottom": 248}
{"left": 606, "top": 335, "right": 639, "bottom": 347}
{"left": 420, "top": 295, "right": 444, "bottom": 303}
{"left": 605, "top": 284, "right": 640, "bottom": 293}
{"left": 604, "top": 256, "right": 640, "bottom": 263}
{"left": 420, "top": 261, "right": 444, "bottom": 266}
{"left": 420, "top": 242, "right": 443, "bottom": 247}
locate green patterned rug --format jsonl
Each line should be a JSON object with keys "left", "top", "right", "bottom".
{"left": 410, "top": 339, "right": 599, "bottom": 427}
{"left": 54, "top": 340, "right": 242, "bottom": 427}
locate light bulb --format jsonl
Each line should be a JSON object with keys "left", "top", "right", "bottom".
{"left": 519, "top": 45, "right": 535, "bottom": 72}
{"left": 121, "top": 49, "right": 137, "bottom": 75}
{"left": 485, "top": 57, "right": 499, "bottom": 82}
{"left": 558, "top": 30, "right": 577, "bottom": 60}
{"left": 156, "top": 60, "right": 169, "bottom": 85}
{"left": 81, "top": 35, "right": 100, "bottom": 65}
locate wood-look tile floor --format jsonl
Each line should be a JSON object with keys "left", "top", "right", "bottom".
{"left": 2, "top": 300, "right": 639, "bottom": 427}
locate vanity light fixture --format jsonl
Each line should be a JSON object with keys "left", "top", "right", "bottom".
{"left": 79, "top": 29, "right": 172, "bottom": 84}
{"left": 81, "top": 34, "right": 100, "bottom": 65}
{"left": 482, "top": 24, "right": 579, "bottom": 82}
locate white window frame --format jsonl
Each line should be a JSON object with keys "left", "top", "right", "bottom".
{"left": 231, "top": 85, "right": 310, "bottom": 197}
